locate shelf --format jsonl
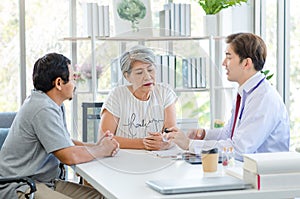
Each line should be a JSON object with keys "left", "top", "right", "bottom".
{"left": 61, "top": 36, "right": 225, "bottom": 42}
{"left": 213, "top": 86, "right": 235, "bottom": 90}
{"left": 76, "top": 90, "right": 111, "bottom": 95}
{"left": 174, "top": 88, "right": 209, "bottom": 92}
{"left": 60, "top": 37, "right": 92, "bottom": 41}
{"left": 68, "top": 33, "right": 224, "bottom": 129}
{"left": 76, "top": 88, "right": 209, "bottom": 95}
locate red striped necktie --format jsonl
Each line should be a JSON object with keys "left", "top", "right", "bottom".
{"left": 231, "top": 94, "right": 241, "bottom": 139}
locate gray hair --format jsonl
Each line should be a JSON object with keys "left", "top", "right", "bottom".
{"left": 120, "top": 45, "right": 156, "bottom": 76}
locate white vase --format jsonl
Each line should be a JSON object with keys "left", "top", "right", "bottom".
{"left": 203, "top": 14, "right": 219, "bottom": 36}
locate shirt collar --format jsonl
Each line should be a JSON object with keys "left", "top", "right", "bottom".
{"left": 238, "top": 72, "right": 265, "bottom": 96}
{"left": 31, "top": 89, "right": 61, "bottom": 109}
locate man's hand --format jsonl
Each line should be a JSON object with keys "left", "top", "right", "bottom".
{"left": 97, "top": 130, "right": 119, "bottom": 157}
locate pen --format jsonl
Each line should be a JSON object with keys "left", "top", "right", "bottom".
{"left": 162, "top": 128, "right": 171, "bottom": 142}
{"left": 98, "top": 132, "right": 113, "bottom": 143}
{"left": 164, "top": 128, "right": 172, "bottom": 133}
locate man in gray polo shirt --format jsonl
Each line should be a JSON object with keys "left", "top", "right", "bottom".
{"left": 0, "top": 53, "right": 119, "bottom": 198}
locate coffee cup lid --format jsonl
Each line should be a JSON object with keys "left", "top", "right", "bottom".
{"left": 201, "top": 148, "right": 218, "bottom": 154}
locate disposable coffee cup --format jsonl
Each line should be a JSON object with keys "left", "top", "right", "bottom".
{"left": 201, "top": 148, "right": 219, "bottom": 172}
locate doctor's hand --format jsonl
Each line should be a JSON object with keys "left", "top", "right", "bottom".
{"left": 143, "top": 132, "right": 171, "bottom": 150}
{"left": 187, "top": 128, "right": 206, "bottom": 140}
{"left": 165, "top": 127, "right": 189, "bottom": 150}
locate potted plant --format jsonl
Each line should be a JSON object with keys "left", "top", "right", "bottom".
{"left": 197, "top": 0, "right": 248, "bottom": 15}
{"left": 261, "top": 69, "right": 274, "bottom": 80}
{"left": 74, "top": 64, "right": 103, "bottom": 91}
{"left": 197, "top": 0, "right": 248, "bottom": 36}
{"left": 77, "top": 64, "right": 103, "bottom": 80}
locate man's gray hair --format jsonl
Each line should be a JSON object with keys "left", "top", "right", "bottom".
{"left": 120, "top": 45, "right": 156, "bottom": 76}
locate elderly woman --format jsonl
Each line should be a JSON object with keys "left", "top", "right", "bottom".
{"left": 99, "top": 45, "right": 177, "bottom": 150}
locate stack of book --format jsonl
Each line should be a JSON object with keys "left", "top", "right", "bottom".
{"left": 110, "top": 54, "right": 207, "bottom": 90}
{"left": 83, "top": 3, "right": 110, "bottom": 37}
{"left": 243, "top": 152, "right": 300, "bottom": 190}
{"left": 110, "top": 54, "right": 177, "bottom": 88}
{"left": 159, "top": 3, "right": 191, "bottom": 36}
{"left": 155, "top": 54, "right": 176, "bottom": 88}
{"left": 182, "top": 57, "right": 206, "bottom": 88}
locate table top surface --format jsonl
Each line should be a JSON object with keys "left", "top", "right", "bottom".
{"left": 75, "top": 149, "right": 300, "bottom": 199}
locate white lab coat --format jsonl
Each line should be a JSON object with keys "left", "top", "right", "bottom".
{"left": 189, "top": 72, "right": 290, "bottom": 161}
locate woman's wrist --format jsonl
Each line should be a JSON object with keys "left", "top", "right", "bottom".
{"left": 195, "top": 129, "right": 206, "bottom": 140}
{"left": 184, "top": 138, "right": 190, "bottom": 150}
{"left": 199, "top": 129, "right": 206, "bottom": 140}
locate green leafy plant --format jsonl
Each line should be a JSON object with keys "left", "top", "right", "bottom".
{"left": 117, "top": 0, "right": 146, "bottom": 32}
{"left": 261, "top": 69, "right": 274, "bottom": 80}
{"left": 196, "top": 0, "right": 248, "bottom": 15}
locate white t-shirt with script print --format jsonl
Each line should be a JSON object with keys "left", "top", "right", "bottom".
{"left": 101, "top": 83, "right": 177, "bottom": 138}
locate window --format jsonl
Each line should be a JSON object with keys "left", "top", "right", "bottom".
{"left": 289, "top": 0, "right": 300, "bottom": 148}
{"left": 262, "top": 0, "right": 299, "bottom": 149}
{"left": 0, "top": 1, "right": 20, "bottom": 111}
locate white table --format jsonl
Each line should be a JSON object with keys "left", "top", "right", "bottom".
{"left": 75, "top": 149, "right": 300, "bottom": 199}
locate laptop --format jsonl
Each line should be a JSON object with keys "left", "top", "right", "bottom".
{"left": 146, "top": 176, "right": 252, "bottom": 195}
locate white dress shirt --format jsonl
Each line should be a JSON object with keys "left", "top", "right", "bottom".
{"left": 189, "top": 72, "right": 290, "bottom": 161}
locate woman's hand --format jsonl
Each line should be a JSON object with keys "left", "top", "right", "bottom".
{"left": 143, "top": 132, "right": 171, "bottom": 150}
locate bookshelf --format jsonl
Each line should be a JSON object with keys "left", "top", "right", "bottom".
{"left": 64, "top": 1, "right": 231, "bottom": 141}
{"left": 64, "top": 35, "right": 225, "bottom": 129}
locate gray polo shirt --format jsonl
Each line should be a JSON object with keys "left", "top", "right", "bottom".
{"left": 0, "top": 90, "right": 74, "bottom": 197}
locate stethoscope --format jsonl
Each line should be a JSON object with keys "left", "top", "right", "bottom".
{"left": 238, "top": 77, "right": 266, "bottom": 120}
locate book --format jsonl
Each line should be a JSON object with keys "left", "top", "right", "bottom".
{"left": 175, "top": 57, "right": 181, "bottom": 88}
{"left": 243, "top": 169, "right": 300, "bottom": 190}
{"left": 224, "top": 164, "right": 244, "bottom": 180}
{"left": 159, "top": 10, "right": 166, "bottom": 36}
{"left": 164, "top": 9, "right": 171, "bottom": 36}
{"left": 182, "top": 58, "right": 189, "bottom": 88}
{"left": 82, "top": 3, "right": 93, "bottom": 36}
{"left": 161, "top": 55, "right": 169, "bottom": 84}
{"left": 179, "top": 3, "right": 186, "bottom": 36}
{"left": 200, "top": 57, "right": 206, "bottom": 88}
{"left": 191, "top": 57, "right": 197, "bottom": 88}
{"left": 103, "top": 5, "right": 110, "bottom": 37}
{"left": 164, "top": 3, "right": 175, "bottom": 36}
{"left": 174, "top": 3, "right": 180, "bottom": 36}
{"left": 155, "top": 55, "right": 162, "bottom": 83}
{"left": 168, "top": 55, "right": 176, "bottom": 88}
{"left": 185, "top": 4, "right": 191, "bottom": 36}
{"left": 92, "top": 3, "right": 99, "bottom": 36}
{"left": 159, "top": 9, "right": 171, "bottom": 36}
{"left": 243, "top": 152, "right": 300, "bottom": 174}
{"left": 196, "top": 57, "right": 201, "bottom": 88}
{"left": 98, "top": 5, "right": 104, "bottom": 36}
{"left": 187, "top": 58, "right": 192, "bottom": 88}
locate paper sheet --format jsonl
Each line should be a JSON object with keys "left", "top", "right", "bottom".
{"left": 150, "top": 145, "right": 185, "bottom": 158}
